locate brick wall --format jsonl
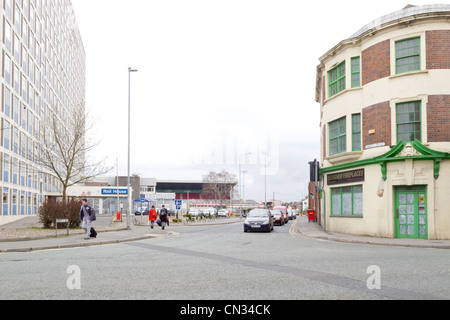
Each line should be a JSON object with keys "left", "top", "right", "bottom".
{"left": 426, "top": 30, "right": 450, "bottom": 70}
{"left": 427, "top": 95, "right": 450, "bottom": 142}
{"left": 362, "top": 101, "right": 392, "bottom": 149}
{"left": 362, "top": 39, "right": 391, "bottom": 86}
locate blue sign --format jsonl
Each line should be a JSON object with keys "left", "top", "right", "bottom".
{"left": 101, "top": 188, "right": 128, "bottom": 195}
{"left": 175, "top": 200, "right": 182, "bottom": 210}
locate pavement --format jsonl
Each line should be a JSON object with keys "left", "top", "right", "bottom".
{"left": 0, "top": 216, "right": 243, "bottom": 253}
{"left": 1, "top": 214, "right": 450, "bottom": 253}
{"left": 291, "top": 215, "right": 450, "bottom": 250}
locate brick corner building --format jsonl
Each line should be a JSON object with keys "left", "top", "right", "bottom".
{"left": 315, "top": 4, "right": 450, "bottom": 240}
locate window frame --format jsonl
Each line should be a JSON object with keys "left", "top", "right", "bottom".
{"left": 351, "top": 57, "right": 361, "bottom": 88}
{"left": 396, "top": 101, "right": 422, "bottom": 143}
{"left": 331, "top": 185, "right": 363, "bottom": 217}
{"left": 352, "top": 114, "right": 361, "bottom": 152}
{"left": 328, "top": 61, "right": 346, "bottom": 98}
{"left": 395, "top": 37, "right": 421, "bottom": 74}
{"left": 329, "top": 117, "right": 347, "bottom": 156}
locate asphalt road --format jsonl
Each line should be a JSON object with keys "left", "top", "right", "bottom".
{"left": 1, "top": 219, "right": 449, "bottom": 300}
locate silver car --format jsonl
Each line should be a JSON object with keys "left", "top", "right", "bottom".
{"left": 189, "top": 208, "right": 202, "bottom": 217}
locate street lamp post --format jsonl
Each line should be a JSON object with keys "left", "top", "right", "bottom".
{"left": 239, "top": 152, "right": 252, "bottom": 218}
{"left": 127, "top": 67, "right": 138, "bottom": 230}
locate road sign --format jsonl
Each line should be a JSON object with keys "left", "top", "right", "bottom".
{"left": 175, "top": 200, "right": 182, "bottom": 210}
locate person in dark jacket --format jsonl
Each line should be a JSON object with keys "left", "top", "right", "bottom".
{"left": 160, "top": 205, "right": 169, "bottom": 230}
{"left": 80, "top": 199, "right": 96, "bottom": 240}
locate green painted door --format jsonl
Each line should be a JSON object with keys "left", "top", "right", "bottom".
{"left": 395, "top": 187, "right": 427, "bottom": 239}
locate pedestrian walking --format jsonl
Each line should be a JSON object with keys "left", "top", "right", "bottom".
{"left": 149, "top": 205, "right": 157, "bottom": 229}
{"left": 160, "top": 205, "right": 169, "bottom": 230}
{"left": 80, "top": 199, "right": 96, "bottom": 240}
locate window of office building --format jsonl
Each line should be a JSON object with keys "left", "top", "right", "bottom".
{"left": 329, "top": 117, "right": 347, "bottom": 156}
{"left": 331, "top": 185, "right": 363, "bottom": 216}
{"left": 328, "top": 62, "right": 346, "bottom": 97}
{"left": 3, "top": 120, "right": 11, "bottom": 150}
{"left": 3, "top": 188, "right": 9, "bottom": 215}
{"left": 4, "top": 87, "right": 11, "bottom": 117}
{"left": 397, "top": 101, "right": 421, "bottom": 143}
{"left": 4, "top": 54, "right": 12, "bottom": 85}
{"left": 396, "top": 37, "right": 420, "bottom": 74}
{"left": 3, "top": 154, "right": 10, "bottom": 183}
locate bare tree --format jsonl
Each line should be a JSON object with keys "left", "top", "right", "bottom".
{"left": 38, "top": 105, "right": 112, "bottom": 202}
{"left": 202, "top": 170, "right": 238, "bottom": 207}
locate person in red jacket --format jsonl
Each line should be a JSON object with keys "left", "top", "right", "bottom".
{"left": 149, "top": 206, "right": 157, "bottom": 229}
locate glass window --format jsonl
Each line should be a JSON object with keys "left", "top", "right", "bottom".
{"left": 4, "top": 87, "right": 11, "bottom": 118}
{"left": 328, "top": 62, "right": 346, "bottom": 97}
{"left": 13, "top": 127, "right": 19, "bottom": 154}
{"left": 3, "top": 120, "right": 11, "bottom": 150}
{"left": 5, "top": 22, "right": 12, "bottom": 53}
{"left": 397, "top": 101, "right": 421, "bottom": 143}
{"left": 3, "top": 154, "right": 10, "bottom": 183}
{"left": 4, "top": 54, "right": 12, "bottom": 85}
{"left": 396, "top": 37, "right": 420, "bottom": 74}
{"left": 352, "top": 114, "right": 361, "bottom": 151}
{"left": 12, "top": 157, "right": 18, "bottom": 184}
{"left": 14, "top": 65, "right": 20, "bottom": 93}
{"left": 3, "top": 188, "right": 9, "bottom": 215}
{"left": 5, "top": 0, "right": 12, "bottom": 20}
{"left": 331, "top": 185, "right": 363, "bottom": 217}
{"left": 329, "top": 117, "right": 347, "bottom": 156}
{"left": 14, "top": 35, "right": 20, "bottom": 63}
{"left": 351, "top": 57, "right": 360, "bottom": 88}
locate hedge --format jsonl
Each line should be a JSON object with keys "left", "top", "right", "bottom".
{"left": 38, "top": 200, "right": 83, "bottom": 229}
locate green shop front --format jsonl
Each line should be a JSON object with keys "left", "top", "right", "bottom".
{"left": 320, "top": 141, "right": 450, "bottom": 240}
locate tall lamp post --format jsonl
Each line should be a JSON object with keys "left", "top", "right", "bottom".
{"left": 239, "top": 152, "right": 252, "bottom": 218}
{"left": 127, "top": 67, "right": 138, "bottom": 230}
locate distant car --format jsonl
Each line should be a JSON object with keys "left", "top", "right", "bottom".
{"left": 134, "top": 208, "right": 149, "bottom": 216}
{"left": 189, "top": 208, "right": 202, "bottom": 217}
{"left": 218, "top": 209, "right": 228, "bottom": 217}
{"left": 274, "top": 206, "right": 288, "bottom": 223}
{"left": 203, "top": 208, "right": 216, "bottom": 217}
{"left": 244, "top": 209, "right": 274, "bottom": 233}
{"left": 288, "top": 209, "right": 295, "bottom": 220}
{"left": 270, "top": 209, "right": 285, "bottom": 226}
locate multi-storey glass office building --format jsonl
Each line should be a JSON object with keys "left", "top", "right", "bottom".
{"left": 0, "top": 0, "right": 85, "bottom": 224}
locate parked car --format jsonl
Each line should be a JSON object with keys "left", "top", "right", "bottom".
{"left": 288, "top": 209, "right": 296, "bottom": 220}
{"left": 203, "top": 208, "right": 216, "bottom": 217}
{"left": 244, "top": 209, "right": 274, "bottom": 233}
{"left": 189, "top": 208, "right": 202, "bottom": 217}
{"left": 274, "top": 206, "right": 288, "bottom": 223}
{"left": 270, "top": 209, "right": 285, "bottom": 226}
{"left": 134, "top": 208, "right": 149, "bottom": 216}
{"left": 218, "top": 209, "right": 228, "bottom": 217}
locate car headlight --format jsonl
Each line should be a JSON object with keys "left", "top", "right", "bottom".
{"left": 244, "top": 220, "right": 250, "bottom": 225}
{"left": 262, "top": 220, "right": 269, "bottom": 225}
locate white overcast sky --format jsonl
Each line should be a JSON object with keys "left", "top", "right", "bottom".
{"left": 70, "top": 0, "right": 443, "bottom": 202}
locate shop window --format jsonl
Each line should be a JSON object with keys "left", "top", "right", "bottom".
{"left": 332, "top": 185, "right": 363, "bottom": 216}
